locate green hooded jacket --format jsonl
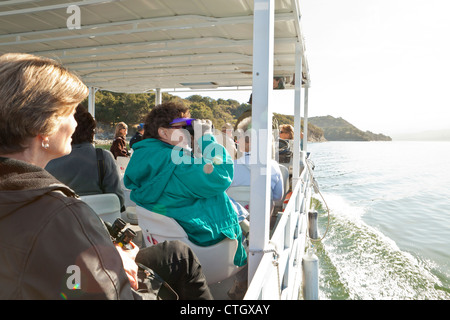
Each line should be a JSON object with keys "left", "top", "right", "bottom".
{"left": 124, "top": 134, "right": 247, "bottom": 267}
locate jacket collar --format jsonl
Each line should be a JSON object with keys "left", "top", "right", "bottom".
{"left": 0, "top": 157, "right": 76, "bottom": 197}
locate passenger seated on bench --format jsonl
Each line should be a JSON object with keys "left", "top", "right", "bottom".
{"left": 215, "top": 122, "right": 237, "bottom": 160}
{"left": 0, "top": 53, "right": 212, "bottom": 300}
{"left": 279, "top": 123, "right": 303, "bottom": 150}
{"left": 46, "top": 105, "right": 126, "bottom": 211}
{"left": 124, "top": 102, "right": 247, "bottom": 268}
{"left": 110, "top": 122, "right": 130, "bottom": 159}
{"left": 231, "top": 116, "right": 284, "bottom": 210}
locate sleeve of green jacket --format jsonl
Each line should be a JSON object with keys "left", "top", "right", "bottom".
{"left": 172, "top": 134, "right": 234, "bottom": 199}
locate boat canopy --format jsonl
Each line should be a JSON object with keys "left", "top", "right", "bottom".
{"left": 1, "top": 0, "right": 313, "bottom": 288}
{"left": 0, "top": 0, "right": 310, "bottom": 93}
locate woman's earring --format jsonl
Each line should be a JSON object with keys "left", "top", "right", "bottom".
{"left": 42, "top": 138, "right": 50, "bottom": 149}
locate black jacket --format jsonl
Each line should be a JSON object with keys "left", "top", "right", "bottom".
{"left": 129, "top": 132, "right": 143, "bottom": 149}
{"left": 0, "top": 157, "right": 134, "bottom": 299}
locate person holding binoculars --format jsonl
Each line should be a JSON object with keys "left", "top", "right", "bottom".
{"left": 124, "top": 102, "right": 247, "bottom": 269}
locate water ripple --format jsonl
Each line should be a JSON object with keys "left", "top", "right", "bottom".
{"left": 308, "top": 140, "right": 450, "bottom": 300}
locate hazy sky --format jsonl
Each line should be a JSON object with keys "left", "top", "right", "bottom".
{"left": 175, "top": 0, "right": 450, "bottom": 136}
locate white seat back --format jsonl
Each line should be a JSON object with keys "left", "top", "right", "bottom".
{"left": 80, "top": 193, "right": 121, "bottom": 224}
{"left": 135, "top": 206, "right": 242, "bottom": 284}
{"left": 279, "top": 163, "right": 290, "bottom": 192}
{"left": 274, "top": 163, "right": 290, "bottom": 208}
{"left": 116, "top": 156, "right": 130, "bottom": 178}
{"left": 122, "top": 187, "right": 135, "bottom": 208}
{"left": 226, "top": 186, "right": 250, "bottom": 208}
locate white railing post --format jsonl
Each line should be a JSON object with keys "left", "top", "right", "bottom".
{"left": 292, "top": 41, "right": 302, "bottom": 191}
{"left": 303, "top": 87, "right": 309, "bottom": 152}
{"left": 248, "top": 0, "right": 274, "bottom": 283}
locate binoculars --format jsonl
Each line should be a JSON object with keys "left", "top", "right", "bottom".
{"left": 105, "top": 218, "right": 136, "bottom": 250}
{"left": 182, "top": 124, "right": 194, "bottom": 136}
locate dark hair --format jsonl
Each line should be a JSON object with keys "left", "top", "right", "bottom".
{"left": 143, "top": 102, "right": 190, "bottom": 139}
{"left": 71, "top": 105, "right": 96, "bottom": 144}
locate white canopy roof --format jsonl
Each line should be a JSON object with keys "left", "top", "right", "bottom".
{"left": 0, "top": 0, "right": 310, "bottom": 93}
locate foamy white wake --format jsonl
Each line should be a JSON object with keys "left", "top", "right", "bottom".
{"left": 315, "top": 193, "right": 449, "bottom": 300}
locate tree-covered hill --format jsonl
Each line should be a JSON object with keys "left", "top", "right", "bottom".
{"left": 308, "top": 115, "right": 392, "bottom": 141}
{"left": 82, "top": 91, "right": 325, "bottom": 141}
{"left": 82, "top": 91, "right": 390, "bottom": 142}
{"left": 272, "top": 113, "right": 325, "bottom": 142}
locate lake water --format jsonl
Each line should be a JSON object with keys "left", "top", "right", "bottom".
{"left": 307, "top": 141, "right": 450, "bottom": 300}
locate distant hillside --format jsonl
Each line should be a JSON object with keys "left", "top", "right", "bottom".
{"left": 308, "top": 115, "right": 392, "bottom": 141}
{"left": 87, "top": 91, "right": 387, "bottom": 142}
{"left": 272, "top": 113, "right": 326, "bottom": 142}
{"left": 89, "top": 91, "right": 327, "bottom": 142}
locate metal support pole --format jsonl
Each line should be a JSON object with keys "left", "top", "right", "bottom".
{"left": 155, "top": 88, "right": 162, "bottom": 105}
{"left": 88, "top": 87, "right": 96, "bottom": 118}
{"left": 303, "top": 87, "right": 309, "bottom": 153}
{"left": 248, "top": 0, "right": 274, "bottom": 283}
{"left": 292, "top": 41, "right": 302, "bottom": 189}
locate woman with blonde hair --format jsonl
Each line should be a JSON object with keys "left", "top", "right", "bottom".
{"left": 110, "top": 121, "right": 130, "bottom": 159}
{"left": 0, "top": 53, "right": 211, "bottom": 300}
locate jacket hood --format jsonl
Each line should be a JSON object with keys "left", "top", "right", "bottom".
{"left": 0, "top": 157, "right": 76, "bottom": 219}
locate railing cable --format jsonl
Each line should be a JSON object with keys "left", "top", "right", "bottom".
{"left": 249, "top": 240, "right": 281, "bottom": 299}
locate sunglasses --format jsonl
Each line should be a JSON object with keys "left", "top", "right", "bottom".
{"left": 170, "top": 124, "right": 194, "bottom": 135}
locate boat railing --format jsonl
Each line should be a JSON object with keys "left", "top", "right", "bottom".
{"left": 244, "top": 157, "right": 312, "bottom": 300}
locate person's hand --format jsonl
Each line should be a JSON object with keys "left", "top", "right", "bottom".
{"left": 193, "top": 119, "right": 213, "bottom": 136}
{"left": 114, "top": 241, "right": 139, "bottom": 290}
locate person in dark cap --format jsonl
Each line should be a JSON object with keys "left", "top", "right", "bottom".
{"left": 130, "top": 123, "right": 144, "bottom": 149}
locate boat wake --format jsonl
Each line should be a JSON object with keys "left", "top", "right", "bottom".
{"left": 313, "top": 193, "right": 450, "bottom": 300}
